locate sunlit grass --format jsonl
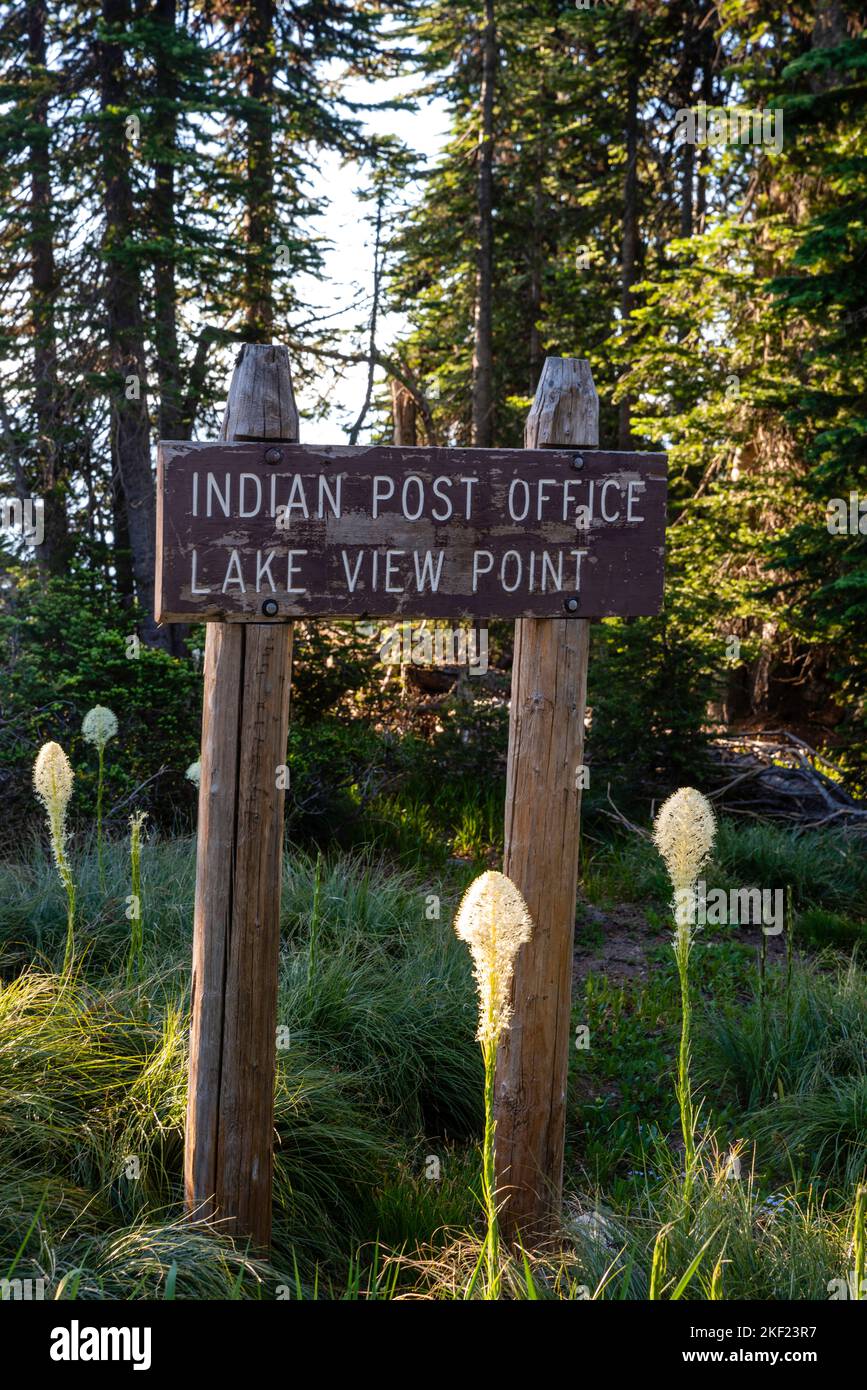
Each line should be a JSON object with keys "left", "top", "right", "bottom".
{"left": 1, "top": 824, "right": 865, "bottom": 1299}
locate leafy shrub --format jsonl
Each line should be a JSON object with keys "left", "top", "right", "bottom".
{"left": 0, "top": 573, "right": 201, "bottom": 841}
{"left": 289, "top": 621, "right": 380, "bottom": 722}
{"left": 586, "top": 616, "right": 717, "bottom": 814}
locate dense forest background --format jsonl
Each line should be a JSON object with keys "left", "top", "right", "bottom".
{"left": 0, "top": 0, "right": 865, "bottom": 841}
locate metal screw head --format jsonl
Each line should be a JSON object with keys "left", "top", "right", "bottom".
{"left": 571, "top": 454, "right": 584, "bottom": 471}
{"left": 264, "top": 447, "right": 283, "bottom": 465}
{"left": 262, "top": 599, "right": 279, "bottom": 616}
{"left": 563, "top": 596, "right": 580, "bottom": 614}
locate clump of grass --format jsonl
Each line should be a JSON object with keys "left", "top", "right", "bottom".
{"left": 31, "top": 1217, "right": 276, "bottom": 1301}
{"left": 701, "top": 954, "right": 867, "bottom": 1183}
{"left": 795, "top": 905, "right": 867, "bottom": 952}
{"left": 617, "top": 1133, "right": 848, "bottom": 1300}
{"left": 371, "top": 1147, "right": 479, "bottom": 1251}
{"left": 383, "top": 1209, "right": 610, "bottom": 1300}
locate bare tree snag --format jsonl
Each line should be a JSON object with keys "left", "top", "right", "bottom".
{"left": 471, "top": 0, "right": 496, "bottom": 447}
{"left": 495, "top": 356, "right": 598, "bottom": 1243}
{"left": 391, "top": 378, "right": 417, "bottom": 446}
{"left": 184, "top": 343, "right": 296, "bottom": 1247}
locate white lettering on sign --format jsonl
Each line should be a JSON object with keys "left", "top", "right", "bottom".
{"left": 190, "top": 468, "right": 650, "bottom": 529}
{"left": 188, "top": 547, "right": 593, "bottom": 600}
{"left": 157, "top": 443, "right": 667, "bottom": 620}
{"left": 195, "top": 471, "right": 345, "bottom": 525}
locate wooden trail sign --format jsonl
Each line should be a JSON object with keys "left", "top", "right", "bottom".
{"left": 162, "top": 345, "right": 667, "bottom": 1249}
{"left": 156, "top": 443, "right": 666, "bottom": 622}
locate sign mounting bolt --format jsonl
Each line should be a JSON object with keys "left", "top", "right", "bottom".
{"left": 571, "top": 454, "right": 584, "bottom": 470}
{"left": 264, "top": 447, "right": 283, "bottom": 465}
{"left": 563, "top": 596, "right": 580, "bottom": 614}
{"left": 262, "top": 599, "right": 279, "bottom": 616}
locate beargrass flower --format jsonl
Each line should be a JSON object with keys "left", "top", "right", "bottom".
{"left": 653, "top": 787, "right": 717, "bottom": 1211}
{"left": 33, "top": 741, "right": 76, "bottom": 970}
{"left": 454, "top": 869, "right": 533, "bottom": 1046}
{"left": 82, "top": 705, "right": 118, "bottom": 750}
{"left": 185, "top": 761, "right": 201, "bottom": 788}
{"left": 454, "top": 870, "right": 533, "bottom": 1298}
{"left": 82, "top": 706, "right": 118, "bottom": 891}
{"left": 653, "top": 787, "right": 716, "bottom": 898}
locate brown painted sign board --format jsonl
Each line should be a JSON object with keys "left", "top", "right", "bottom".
{"left": 155, "top": 441, "right": 667, "bottom": 623}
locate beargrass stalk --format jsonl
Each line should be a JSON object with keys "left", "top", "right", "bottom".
{"left": 785, "top": 884, "right": 794, "bottom": 1058}
{"left": 758, "top": 917, "right": 768, "bottom": 1074}
{"left": 126, "top": 810, "right": 147, "bottom": 986}
{"left": 81, "top": 706, "right": 118, "bottom": 892}
{"left": 673, "top": 923, "right": 696, "bottom": 1196}
{"left": 33, "top": 741, "right": 76, "bottom": 971}
{"left": 648, "top": 1226, "right": 668, "bottom": 1301}
{"left": 854, "top": 1185, "right": 866, "bottom": 1302}
{"left": 653, "top": 788, "right": 716, "bottom": 1211}
{"left": 759, "top": 920, "right": 768, "bottom": 1000}
{"left": 454, "top": 870, "right": 533, "bottom": 1298}
{"left": 306, "top": 852, "right": 323, "bottom": 1008}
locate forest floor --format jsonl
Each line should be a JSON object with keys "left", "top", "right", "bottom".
{"left": 572, "top": 899, "right": 792, "bottom": 987}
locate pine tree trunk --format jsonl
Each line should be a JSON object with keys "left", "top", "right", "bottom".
{"left": 471, "top": 0, "right": 496, "bottom": 447}
{"left": 391, "top": 379, "right": 417, "bottom": 446}
{"left": 99, "top": 0, "right": 166, "bottom": 647}
{"left": 679, "top": 131, "right": 694, "bottom": 238}
{"left": 618, "top": 60, "right": 639, "bottom": 450}
{"left": 811, "top": 1, "right": 848, "bottom": 87}
{"left": 695, "top": 43, "right": 714, "bottom": 235}
{"left": 27, "top": 0, "right": 70, "bottom": 578}
{"left": 110, "top": 462, "right": 135, "bottom": 604}
{"left": 244, "top": 0, "right": 274, "bottom": 341}
{"left": 528, "top": 166, "right": 544, "bottom": 395}
{"left": 153, "top": 0, "right": 181, "bottom": 440}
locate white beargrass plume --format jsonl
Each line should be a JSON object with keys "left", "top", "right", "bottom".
{"left": 33, "top": 741, "right": 77, "bottom": 970}
{"left": 454, "top": 870, "right": 533, "bottom": 1298}
{"left": 185, "top": 761, "right": 201, "bottom": 788}
{"left": 82, "top": 705, "right": 118, "bottom": 891}
{"left": 653, "top": 787, "right": 717, "bottom": 1210}
{"left": 454, "top": 870, "right": 533, "bottom": 1046}
{"left": 82, "top": 705, "right": 118, "bottom": 749}
{"left": 653, "top": 786, "right": 716, "bottom": 903}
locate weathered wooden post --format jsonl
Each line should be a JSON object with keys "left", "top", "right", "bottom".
{"left": 495, "top": 357, "right": 598, "bottom": 1243}
{"left": 183, "top": 342, "right": 297, "bottom": 1247}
